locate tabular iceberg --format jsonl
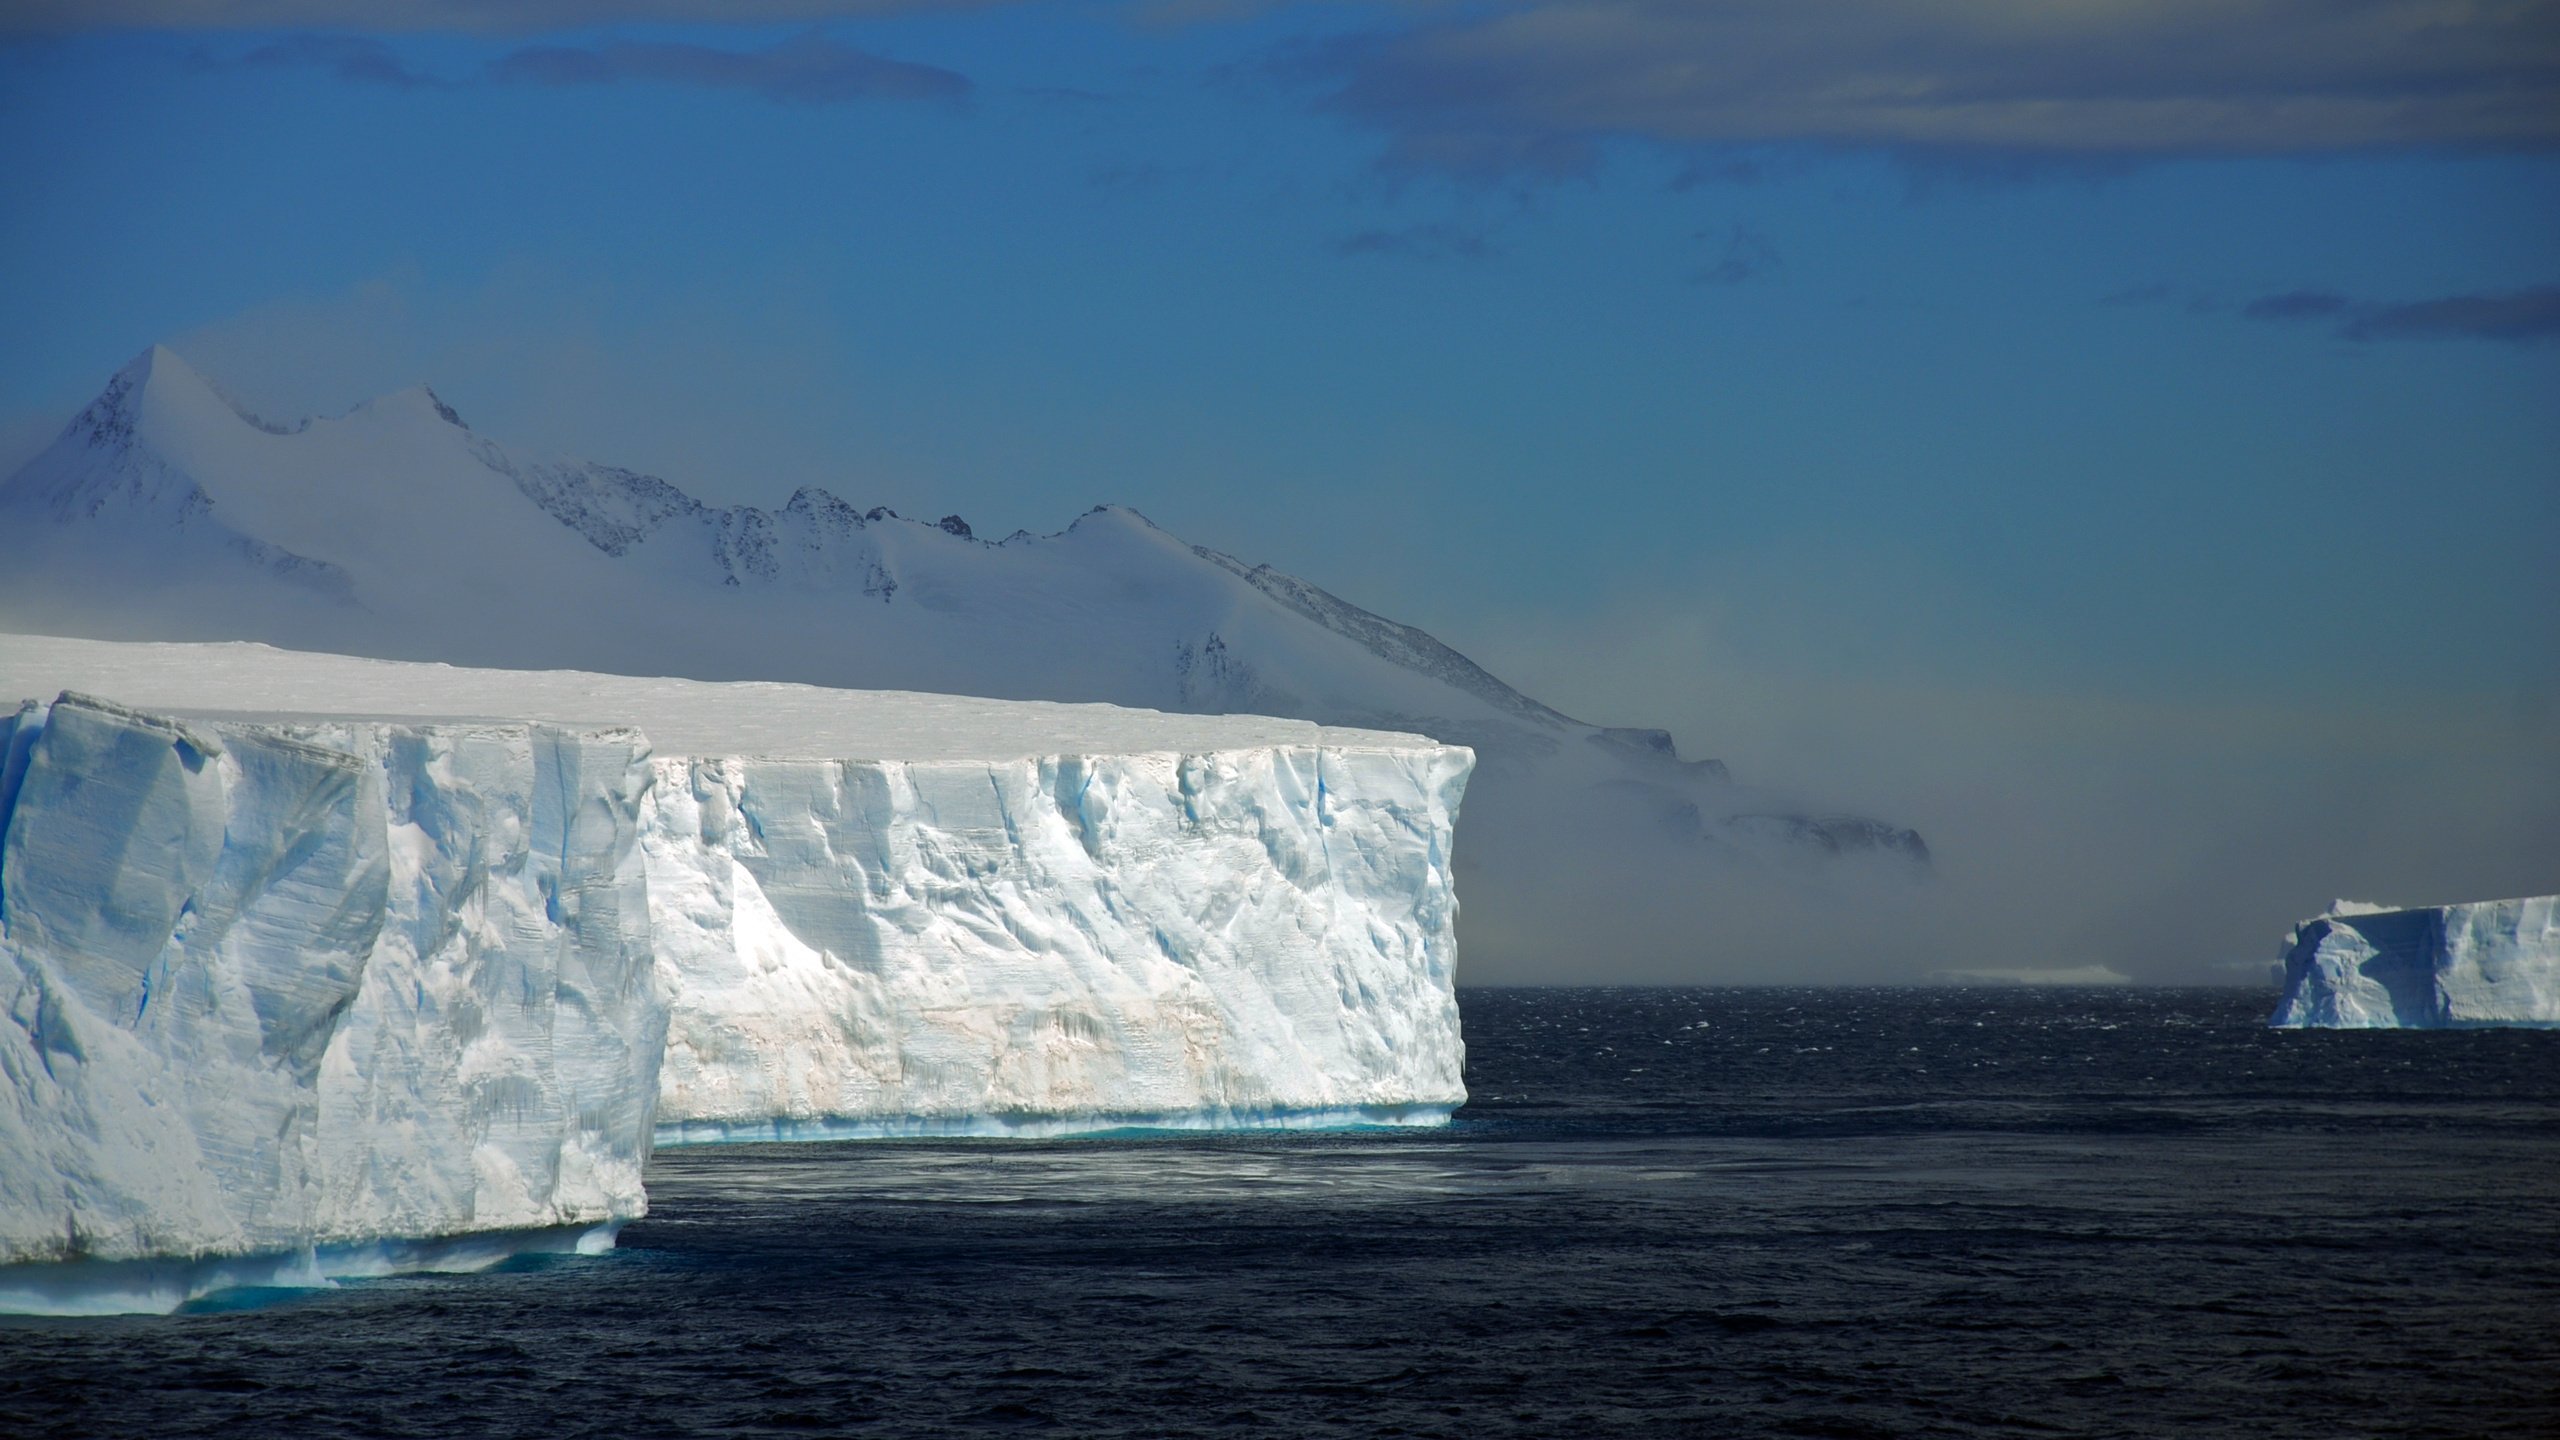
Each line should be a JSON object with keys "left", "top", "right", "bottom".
{"left": 0, "top": 634, "right": 1473, "bottom": 1259}
{"left": 0, "top": 686, "right": 662, "bottom": 1313}
{"left": 648, "top": 741, "right": 1466, "bottom": 1140}
{"left": 2270, "top": 897, "right": 2560, "bottom": 1028}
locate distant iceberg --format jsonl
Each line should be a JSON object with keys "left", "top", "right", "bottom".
{"left": 2270, "top": 896, "right": 2560, "bottom": 1028}
{"left": 1929, "top": 965, "right": 2131, "bottom": 987}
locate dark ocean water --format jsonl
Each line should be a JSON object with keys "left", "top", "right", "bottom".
{"left": 7, "top": 987, "right": 2558, "bottom": 1438}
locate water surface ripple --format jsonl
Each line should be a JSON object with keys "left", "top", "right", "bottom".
{"left": 6, "top": 987, "right": 2555, "bottom": 1437}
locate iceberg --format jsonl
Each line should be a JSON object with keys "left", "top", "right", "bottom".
{"left": 647, "top": 740, "right": 1466, "bottom": 1141}
{"left": 0, "top": 687, "right": 661, "bottom": 1313}
{"left": 1927, "top": 965, "right": 2131, "bottom": 987}
{"left": 0, "top": 634, "right": 1471, "bottom": 1306}
{"left": 2270, "top": 896, "right": 2560, "bottom": 1028}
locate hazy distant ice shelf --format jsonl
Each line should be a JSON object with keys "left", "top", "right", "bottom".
{"left": 0, "top": 635, "right": 1471, "bottom": 1309}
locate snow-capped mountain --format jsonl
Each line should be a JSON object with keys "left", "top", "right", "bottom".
{"left": 0, "top": 347, "right": 1925, "bottom": 978}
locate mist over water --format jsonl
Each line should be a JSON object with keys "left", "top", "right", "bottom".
{"left": 1472, "top": 577, "right": 2560, "bottom": 985}
{"left": 7, "top": 987, "right": 2553, "bottom": 1438}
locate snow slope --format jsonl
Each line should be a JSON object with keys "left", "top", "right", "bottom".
{"left": 0, "top": 349, "right": 1587, "bottom": 748}
{"left": 2270, "top": 896, "right": 2560, "bottom": 1028}
{"left": 0, "top": 684, "right": 661, "bottom": 1313}
{"left": 0, "top": 348, "right": 1924, "bottom": 978}
{"left": 0, "top": 635, "right": 1470, "bottom": 1150}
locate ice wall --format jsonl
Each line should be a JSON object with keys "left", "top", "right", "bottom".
{"left": 648, "top": 743, "right": 1470, "bottom": 1139}
{"left": 0, "top": 692, "right": 662, "bottom": 1311}
{"left": 0, "top": 636, "right": 1477, "bottom": 1150}
{"left": 2271, "top": 896, "right": 2560, "bottom": 1028}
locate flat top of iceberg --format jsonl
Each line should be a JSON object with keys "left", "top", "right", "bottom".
{"left": 2309, "top": 896, "right": 2555, "bottom": 924}
{"left": 0, "top": 633, "right": 1450, "bottom": 762}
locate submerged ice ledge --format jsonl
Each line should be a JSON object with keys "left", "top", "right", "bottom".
{"left": 657, "top": 1103, "right": 1456, "bottom": 1147}
{"left": 0, "top": 1222, "right": 620, "bottom": 1318}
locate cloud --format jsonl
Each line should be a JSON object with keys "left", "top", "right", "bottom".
{"left": 168, "top": 26, "right": 966, "bottom": 103}
{"left": 2346, "top": 287, "right": 2560, "bottom": 344}
{"left": 1691, "top": 224, "right": 1778, "bottom": 285}
{"left": 2239, "top": 285, "right": 2560, "bottom": 344}
{"left": 221, "top": 34, "right": 443, "bottom": 87}
{"left": 2241, "top": 290, "right": 2353, "bottom": 322}
{"left": 5, "top": 1, "right": 982, "bottom": 33}
{"left": 1467, "top": 554, "right": 2560, "bottom": 982}
{"left": 1329, "top": 222, "right": 1499, "bottom": 262}
{"left": 1309, "top": 0, "right": 2560, "bottom": 181}
{"left": 491, "top": 32, "right": 967, "bottom": 103}
{"left": 1667, "top": 155, "right": 1769, "bottom": 190}
{"left": 2098, "top": 283, "right": 2174, "bottom": 308}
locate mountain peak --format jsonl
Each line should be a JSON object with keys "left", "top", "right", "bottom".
{"left": 62, "top": 345, "right": 320, "bottom": 453}
{"left": 122, "top": 345, "right": 249, "bottom": 410}
{"left": 65, "top": 345, "right": 225, "bottom": 453}
{"left": 1069, "top": 503, "right": 1166, "bottom": 534}
{"left": 121, "top": 343, "right": 190, "bottom": 386}
{"left": 115, "top": 343, "right": 213, "bottom": 388}
{"left": 413, "top": 386, "right": 468, "bottom": 429}
{"left": 353, "top": 384, "right": 469, "bottom": 430}
{"left": 70, "top": 347, "right": 475, "bottom": 453}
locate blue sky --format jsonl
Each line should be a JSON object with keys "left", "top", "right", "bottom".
{"left": 3, "top": 2, "right": 2555, "bottom": 965}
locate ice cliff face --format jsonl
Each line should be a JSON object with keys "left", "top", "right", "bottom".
{"left": 2, "top": 633, "right": 1472, "bottom": 1184}
{"left": 0, "top": 688, "right": 662, "bottom": 1305}
{"left": 649, "top": 745, "right": 1468, "bottom": 1139}
{"left": 2271, "top": 896, "right": 2560, "bottom": 1028}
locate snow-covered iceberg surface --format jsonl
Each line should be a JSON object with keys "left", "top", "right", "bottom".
{"left": 0, "top": 687, "right": 663, "bottom": 1313}
{"left": 2271, "top": 897, "right": 2560, "bottom": 1028}
{"left": 0, "top": 634, "right": 1473, "bottom": 1153}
